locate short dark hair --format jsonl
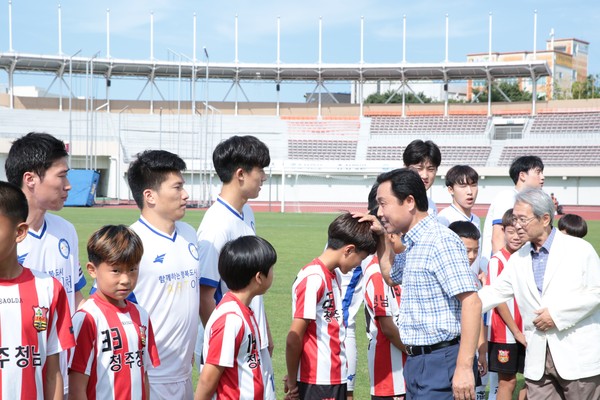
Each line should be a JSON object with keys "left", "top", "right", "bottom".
{"left": 445, "top": 165, "right": 479, "bottom": 187}
{"left": 403, "top": 140, "right": 441, "bottom": 168}
{"left": 501, "top": 208, "right": 515, "bottom": 228}
{"left": 508, "top": 156, "right": 544, "bottom": 184}
{"left": 213, "top": 135, "right": 270, "bottom": 183}
{"left": 5, "top": 132, "right": 69, "bottom": 187}
{"left": 127, "top": 150, "right": 187, "bottom": 209}
{"left": 218, "top": 235, "right": 277, "bottom": 291}
{"left": 448, "top": 221, "right": 481, "bottom": 241}
{"left": 367, "top": 182, "right": 379, "bottom": 216}
{"left": 327, "top": 212, "right": 378, "bottom": 254}
{"left": 558, "top": 214, "right": 588, "bottom": 238}
{"left": 87, "top": 225, "right": 144, "bottom": 268}
{"left": 0, "top": 181, "right": 29, "bottom": 224}
{"left": 377, "top": 168, "right": 428, "bottom": 212}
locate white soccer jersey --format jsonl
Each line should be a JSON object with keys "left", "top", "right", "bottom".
{"left": 203, "top": 292, "right": 265, "bottom": 400}
{"left": 70, "top": 293, "right": 160, "bottom": 400}
{"left": 292, "top": 258, "right": 346, "bottom": 385}
{"left": 0, "top": 268, "right": 75, "bottom": 400}
{"left": 481, "top": 188, "right": 518, "bottom": 274}
{"left": 130, "top": 217, "right": 200, "bottom": 384}
{"left": 437, "top": 204, "right": 483, "bottom": 275}
{"left": 363, "top": 257, "right": 406, "bottom": 397}
{"left": 17, "top": 213, "right": 85, "bottom": 394}
{"left": 197, "top": 196, "right": 268, "bottom": 350}
{"left": 17, "top": 213, "right": 86, "bottom": 314}
{"left": 486, "top": 248, "right": 523, "bottom": 344}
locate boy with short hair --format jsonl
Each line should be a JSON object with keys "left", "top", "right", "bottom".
{"left": 5, "top": 132, "right": 87, "bottom": 395}
{"left": 285, "top": 212, "right": 378, "bottom": 400}
{"left": 127, "top": 150, "right": 200, "bottom": 399}
{"left": 438, "top": 165, "right": 480, "bottom": 229}
{"left": 448, "top": 221, "right": 481, "bottom": 271}
{"left": 194, "top": 235, "right": 277, "bottom": 400}
{"left": 69, "top": 225, "right": 160, "bottom": 400}
{"left": 485, "top": 209, "right": 526, "bottom": 400}
{"left": 447, "top": 220, "right": 488, "bottom": 399}
{"left": 558, "top": 213, "right": 588, "bottom": 238}
{"left": 196, "top": 135, "right": 275, "bottom": 396}
{"left": 403, "top": 139, "right": 442, "bottom": 216}
{"left": 0, "top": 181, "right": 75, "bottom": 399}
{"left": 363, "top": 215, "right": 407, "bottom": 399}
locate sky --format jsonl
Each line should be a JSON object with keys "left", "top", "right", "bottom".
{"left": 1, "top": 0, "right": 598, "bottom": 102}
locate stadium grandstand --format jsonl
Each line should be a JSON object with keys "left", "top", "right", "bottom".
{"left": 1, "top": 9, "right": 600, "bottom": 212}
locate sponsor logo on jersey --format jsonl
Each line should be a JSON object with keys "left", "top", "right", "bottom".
{"left": 188, "top": 243, "right": 199, "bottom": 260}
{"left": 498, "top": 349, "right": 510, "bottom": 363}
{"left": 154, "top": 254, "right": 166, "bottom": 263}
{"left": 58, "top": 238, "right": 70, "bottom": 259}
{"left": 17, "top": 253, "right": 28, "bottom": 264}
{"left": 139, "top": 325, "right": 147, "bottom": 347}
{"left": 32, "top": 306, "right": 49, "bottom": 331}
{"left": 0, "top": 297, "right": 23, "bottom": 304}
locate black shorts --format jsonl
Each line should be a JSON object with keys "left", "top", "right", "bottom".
{"left": 488, "top": 342, "right": 526, "bottom": 375}
{"left": 371, "top": 395, "right": 405, "bottom": 400}
{"left": 297, "top": 382, "right": 347, "bottom": 400}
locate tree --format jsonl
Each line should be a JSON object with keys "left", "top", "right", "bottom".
{"left": 571, "top": 74, "right": 600, "bottom": 99}
{"left": 365, "top": 89, "right": 432, "bottom": 104}
{"left": 472, "top": 81, "right": 532, "bottom": 102}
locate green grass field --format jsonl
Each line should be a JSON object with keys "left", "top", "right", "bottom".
{"left": 58, "top": 207, "right": 600, "bottom": 399}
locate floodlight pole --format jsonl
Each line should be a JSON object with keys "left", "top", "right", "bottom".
{"left": 204, "top": 47, "right": 210, "bottom": 206}
{"left": 68, "top": 49, "right": 82, "bottom": 165}
{"left": 8, "top": 0, "right": 14, "bottom": 53}
{"left": 117, "top": 106, "right": 129, "bottom": 202}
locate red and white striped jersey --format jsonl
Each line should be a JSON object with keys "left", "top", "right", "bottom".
{"left": 363, "top": 257, "right": 406, "bottom": 397}
{"left": 291, "top": 258, "right": 346, "bottom": 385}
{"left": 486, "top": 248, "right": 523, "bottom": 344}
{"left": 69, "top": 293, "right": 160, "bottom": 400}
{"left": 203, "top": 292, "right": 264, "bottom": 400}
{"left": 0, "top": 267, "right": 75, "bottom": 400}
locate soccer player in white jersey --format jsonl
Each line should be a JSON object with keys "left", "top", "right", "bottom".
{"left": 70, "top": 225, "right": 160, "bottom": 400}
{"left": 403, "top": 139, "right": 442, "bottom": 217}
{"left": 285, "top": 213, "right": 378, "bottom": 400}
{"left": 196, "top": 135, "right": 275, "bottom": 396}
{"left": 5, "top": 132, "right": 86, "bottom": 396}
{"left": 438, "top": 165, "right": 482, "bottom": 276}
{"left": 481, "top": 156, "right": 544, "bottom": 274}
{"left": 126, "top": 150, "right": 200, "bottom": 399}
{"left": 195, "top": 235, "right": 276, "bottom": 400}
{"left": 0, "top": 181, "right": 75, "bottom": 400}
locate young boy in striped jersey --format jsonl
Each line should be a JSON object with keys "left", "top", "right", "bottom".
{"left": 285, "top": 213, "right": 378, "bottom": 400}
{"left": 0, "top": 181, "right": 75, "bottom": 400}
{"left": 485, "top": 209, "right": 526, "bottom": 400}
{"left": 195, "top": 235, "right": 277, "bottom": 400}
{"left": 69, "top": 225, "right": 160, "bottom": 400}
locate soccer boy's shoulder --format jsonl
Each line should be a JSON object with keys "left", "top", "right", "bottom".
{"left": 45, "top": 213, "right": 77, "bottom": 237}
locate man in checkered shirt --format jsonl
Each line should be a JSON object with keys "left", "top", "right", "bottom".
{"left": 361, "top": 168, "right": 482, "bottom": 400}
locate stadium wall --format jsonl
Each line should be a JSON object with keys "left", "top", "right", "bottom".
{"left": 1, "top": 102, "right": 600, "bottom": 209}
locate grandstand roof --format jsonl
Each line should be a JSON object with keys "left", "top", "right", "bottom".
{"left": 0, "top": 52, "right": 551, "bottom": 82}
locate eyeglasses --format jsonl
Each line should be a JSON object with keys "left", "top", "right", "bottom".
{"left": 511, "top": 216, "right": 537, "bottom": 227}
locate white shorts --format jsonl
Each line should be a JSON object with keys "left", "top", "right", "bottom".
{"left": 149, "top": 378, "right": 194, "bottom": 400}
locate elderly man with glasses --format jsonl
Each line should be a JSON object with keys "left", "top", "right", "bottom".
{"left": 478, "top": 188, "right": 600, "bottom": 400}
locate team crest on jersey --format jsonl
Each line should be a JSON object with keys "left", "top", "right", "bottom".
{"left": 58, "top": 238, "right": 70, "bottom": 259}
{"left": 139, "top": 325, "right": 147, "bottom": 347}
{"left": 32, "top": 306, "right": 49, "bottom": 331}
{"left": 188, "top": 243, "right": 199, "bottom": 260}
{"left": 498, "top": 349, "right": 510, "bottom": 363}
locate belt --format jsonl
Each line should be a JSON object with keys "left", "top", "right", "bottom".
{"left": 405, "top": 336, "right": 460, "bottom": 356}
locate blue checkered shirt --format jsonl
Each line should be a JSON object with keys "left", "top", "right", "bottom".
{"left": 391, "top": 215, "right": 480, "bottom": 346}
{"left": 531, "top": 227, "right": 557, "bottom": 295}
